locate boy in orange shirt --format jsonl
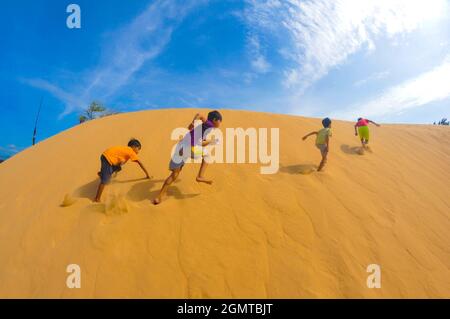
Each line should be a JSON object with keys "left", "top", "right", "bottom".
{"left": 94, "top": 139, "right": 150, "bottom": 202}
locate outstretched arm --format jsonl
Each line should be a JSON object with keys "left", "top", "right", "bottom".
{"left": 135, "top": 160, "right": 151, "bottom": 179}
{"left": 354, "top": 124, "right": 358, "bottom": 136}
{"left": 302, "top": 131, "right": 318, "bottom": 141}
{"left": 368, "top": 120, "right": 380, "bottom": 127}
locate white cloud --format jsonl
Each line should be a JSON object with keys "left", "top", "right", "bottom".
{"left": 25, "top": 0, "right": 204, "bottom": 115}
{"left": 335, "top": 56, "right": 450, "bottom": 119}
{"left": 247, "top": 35, "right": 271, "bottom": 74}
{"left": 252, "top": 55, "right": 271, "bottom": 74}
{"left": 244, "top": 0, "right": 448, "bottom": 92}
{"left": 353, "top": 70, "right": 390, "bottom": 87}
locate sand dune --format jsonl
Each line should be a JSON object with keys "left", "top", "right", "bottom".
{"left": 0, "top": 109, "right": 449, "bottom": 298}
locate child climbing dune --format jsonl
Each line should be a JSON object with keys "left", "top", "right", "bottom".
{"left": 354, "top": 118, "right": 380, "bottom": 149}
{"left": 302, "top": 118, "right": 332, "bottom": 172}
{"left": 152, "top": 111, "right": 222, "bottom": 205}
{"left": 94, "top": 139, "right": 151, "bottom": 202}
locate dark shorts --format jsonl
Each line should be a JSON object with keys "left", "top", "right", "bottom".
{"left": 169, "top": 149, "right": 188, "bottom": 171}
{"left": 316, "top": 144, "right": 328, "bottom": 157}
{"left": 169, "top": 157, "right": 185, "bottom": 171}
{"left": 99, "top": 155, "right": 121, "bottom": 184}
{"left": 168, "top": 143, "right": 191, "bottom": 171}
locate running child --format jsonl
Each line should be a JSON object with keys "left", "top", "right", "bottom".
{"left": 302, "top": 117, "right": 332, "bottom": 172}
{"left": 354, "top": 118, "right": 380, "bottom": 149}
{"left": 94, "top": 139, "right": 150, "bottom": 202}
{"left": 152, "top": 111, "right": 222, "bottom": 205}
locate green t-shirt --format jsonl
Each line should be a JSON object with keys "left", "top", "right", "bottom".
{"left": 316, "top": 128, "right": 332, "bottom": 145}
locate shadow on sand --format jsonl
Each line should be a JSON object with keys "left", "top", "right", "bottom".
{"left": 74, "top": 178, "right": 161, "bottom": 201}
{"left": 280, "top": 164, "right": 317, "bottom": 175}
{"left": 166, "top": 186, "right": 199, "bottom": 201}
{"left": 74, "top": 179, "right": 100, "bottom": 200}
{"left": 126, "top": 179, "right": 163, "bottom": 201}
{"left": 340, "top": 144, "right": 365, "bottom": 155}
{"left": 127, "top": 179, "right": 199, "bottom": 202}
{"left": 74, "top": 177, "right": 199, "bottom": 203}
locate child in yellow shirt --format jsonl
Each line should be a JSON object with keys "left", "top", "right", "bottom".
{"left": 302, "top": 118, "right": 332, "bottom": 172}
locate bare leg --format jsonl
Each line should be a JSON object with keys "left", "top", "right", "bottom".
{"left": 196, "top": 158, "right": 213, "bottom": 185}
{"left": 152, "top": 169, "right": 181, "bottom": 205}
{"left": 317, "top": 153, "right": 328, "bottom": 172}
{"left": 94, "top": 183, "right": 106, "bottom": 202}
{"left": 361, "top": 138, "right": 366, "bottom": 148}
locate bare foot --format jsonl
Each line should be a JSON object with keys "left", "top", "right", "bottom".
{"left": 152, "top": 197, "right": 162, "bottom": 205}
{"left": 196, "top": 177, "right": 213, "bottom": 185}
{"left": 93, "top": 199, "right": 101, "bottom": 203}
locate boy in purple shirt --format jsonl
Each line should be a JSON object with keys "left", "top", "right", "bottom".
{"left": 152, "top": 110, "right": 222, "bottom": 205}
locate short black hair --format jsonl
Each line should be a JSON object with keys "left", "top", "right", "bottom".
{"left": 357, "top": 117, "right": 363, "bottom": 121}
{"left": 128, "top": 138, "right": 141, "bottom": 149}
{"left": 207, "top": 110, "right": 222, "bottom": 122}
{"left": 322, "top": 117, "right": 332, "bottom": 128}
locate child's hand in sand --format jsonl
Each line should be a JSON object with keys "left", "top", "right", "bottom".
{"left": 146, "top": 174, "right": 153, "bottom": 180}
{"left": 302, "top": 136, "right": 307, "bottom": 141}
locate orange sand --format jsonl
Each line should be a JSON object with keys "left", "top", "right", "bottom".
{"left": 0, "top": 109, "right": 449, "bottom": 298}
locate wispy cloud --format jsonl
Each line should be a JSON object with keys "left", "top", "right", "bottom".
{"left": 334, "top": 56, "right": 450, "bottom": 119}
{"left": 244, "top": 0, "right": 448, "bottom": 92}
{"left": 353, "top": 71, "right": 390, "bottom": 87}
{"left": 247, "top": 34, "right": 271, "bottom": 74}
{"left": 25, "top": 0, "right": 204, "bottom": 115}
{"left": 0, "top": 144, "right": 23, "bottom": 157}
{"left": 20, "top": 78, "right": 83, "bottom": 113}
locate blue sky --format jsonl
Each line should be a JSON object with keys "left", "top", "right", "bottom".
{"left": 1, "top": 0, "right": 449, "bottom": 158}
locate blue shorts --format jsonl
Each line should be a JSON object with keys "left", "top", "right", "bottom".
{"left": 99, "top": 155, "right": 121, "bottom": 184}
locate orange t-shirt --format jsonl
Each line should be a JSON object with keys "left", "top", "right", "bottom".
{"left": 103, "top": 146, "right": 138, "bottom": 166}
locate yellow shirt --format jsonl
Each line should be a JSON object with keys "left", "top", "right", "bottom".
{"left": 316, "top": 128, "right": 332, "bottom": 145}
{"left": 103, "top": 146, "right": 138, "bottom": 166}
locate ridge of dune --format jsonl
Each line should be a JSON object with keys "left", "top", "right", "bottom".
{"left": 0, "top": 108, "right": 449, "bottom": 298}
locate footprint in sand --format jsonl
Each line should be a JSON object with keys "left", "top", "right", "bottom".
{"left": 359, "top": 146, "right": 374, "bottom": 155}
{"left": 298, "top": 165, "right": 317, "bottom": 175}
{"left": 299, "top": 168, "right": 316, "bottom": 175}
{"left": 104, "top": 195, "right": 130, "bottom": 216}
{"left": 60, "top": 194, "right": 77, "bottom": 207}
{"left": 280, "top": 164, "right": 317, "bottom": 175}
